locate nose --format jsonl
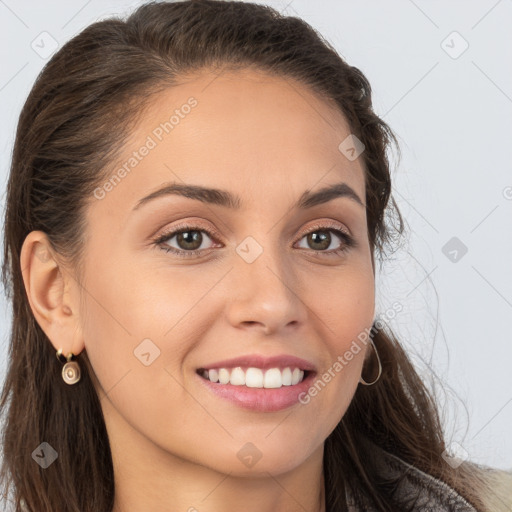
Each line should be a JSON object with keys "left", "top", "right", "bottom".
{"left": 224, "top": 242, "right": 308, "bottom": 335}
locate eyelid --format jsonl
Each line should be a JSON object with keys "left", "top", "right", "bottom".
{"left": 297, "top": 219, "right": 351, "bottom": 239}
{"left": 153, "top": 218, "right": 223, "bottom": 243}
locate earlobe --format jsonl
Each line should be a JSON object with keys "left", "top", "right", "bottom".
{"left": 20, "top": 230, "right": 85, "bottom": 356}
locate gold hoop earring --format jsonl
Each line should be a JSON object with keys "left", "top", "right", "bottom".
{"left": 359, "top": 338, "right": 382, "bottom": 386}
{"left": 56, "top": 348, "right": 81, "bottom": 385}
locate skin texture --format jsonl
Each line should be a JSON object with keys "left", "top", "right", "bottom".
{"left": 21, "top": 68, "right": 376, "bottom": 512}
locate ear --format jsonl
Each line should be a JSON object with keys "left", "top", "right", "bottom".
{"left": 20, "top": 230, "right": 85, "bottom": 356}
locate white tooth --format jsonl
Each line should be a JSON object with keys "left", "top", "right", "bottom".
{"left": 230, "top": 367, "right": 245, "bottom": 386}
{"left": 264, "top": 368, "right": 282, "bottom": 388}
{"left": 281, "top": 367, "right": 292, "bottom": 386}
{"left": 218, "top": 368, "right": 230, "bottom": 384}
{"left": 209, "top": 366, "right": 307, "bottom": 387}
{"left": 245, "top": 367, "right": 264, "bottom": 388}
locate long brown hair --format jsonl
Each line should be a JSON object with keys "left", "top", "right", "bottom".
{"left": 0, "top": 1, "right": 491, "bottom": 510}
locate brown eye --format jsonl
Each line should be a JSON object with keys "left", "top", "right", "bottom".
{"left": 296, "top": 227, "right": 355, "bottom": 255}
{"left": 305, "top": 231, "right": 332, "bottom": 251}
{"left": 154, "top": 225, "right": 218, "bottom": 257}
{"left": 174, "top": 230, "right": 204, "bottom": 251}
{"left": 153, "top": 222, "right": 356, "bottom": 259}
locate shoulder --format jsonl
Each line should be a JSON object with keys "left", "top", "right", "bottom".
{"left": 373, "top": 448, "right": 478, "bottom": 511}
{"left": 477, "top": 465, "right": 512, "bottom": 512}
{"left": 350, "top": 442, "right": 512, "bottom": 512}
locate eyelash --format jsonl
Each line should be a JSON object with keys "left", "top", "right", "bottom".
{"left": 153, "top": 221, "right": 357, "bottom": 258}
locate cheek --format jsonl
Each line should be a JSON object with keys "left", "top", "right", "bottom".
{"left": 79, "top": 269, "right": 199, "bottom": 454}
{"left": 78, "top": 258, "right": 181, "bottom": 393}
{"left": 303, "top": 265, "right": 374, "bottom": 418}
{"left": 313, "top": 262, "right": 375, "bottom": 348}
{"left": 79, "top": 253, "right": 226, "bottom": 401}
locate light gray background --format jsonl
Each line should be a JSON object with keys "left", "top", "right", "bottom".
{"left": 1, "top": 0, "right": 511, "bottom": 471}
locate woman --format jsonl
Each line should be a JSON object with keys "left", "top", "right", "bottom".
{"left": 0, "top": 1, "right": 510, "bottom": 511}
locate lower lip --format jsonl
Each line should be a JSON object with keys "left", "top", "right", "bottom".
{"left": 196, "top": 370, "right": 316, "bottom": 412}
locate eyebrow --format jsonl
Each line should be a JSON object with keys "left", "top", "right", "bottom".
{"left": 132, "top": 181, "right": 365, "bottom": 212}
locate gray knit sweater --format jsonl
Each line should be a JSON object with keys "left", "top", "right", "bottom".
{"left": 344, "top": 444, "right": 512, "bottom": 512}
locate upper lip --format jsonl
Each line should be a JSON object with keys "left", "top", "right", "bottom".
{"left": 197, "top": 354, "right": 317, "bottom": 373}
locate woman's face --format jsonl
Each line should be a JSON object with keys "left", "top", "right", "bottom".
{"left": 78, "top": 68, "right": 375, "bottom": 476}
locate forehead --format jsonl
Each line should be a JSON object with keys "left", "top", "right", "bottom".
{"left": 149, "top": 66, "right": 358, "bottom": 155}
{"left": 88, "top": 67, "right": 366, "bottom": 223}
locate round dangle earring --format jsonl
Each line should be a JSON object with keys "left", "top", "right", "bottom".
{"left": 56, "top": 348, "right": 81, "bottom": 385}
